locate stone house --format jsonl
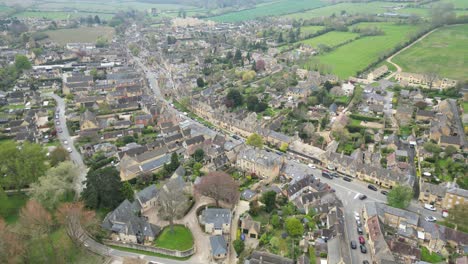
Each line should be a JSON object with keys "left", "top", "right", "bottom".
{"left": 418, "top": 182, "right": 446, "bottom": 208}
{"left": 442, "top": 185, "right": 468, "bottom": 209}
{"left": 236, "top": 146, "right": 284, "bottom": 180}
{"left": 240, "top": 214, "right": 261, "bottom": 239}
{"left": 134, "top": 185, "right": 158, "bottom": 213}
{"left": 367, "top": 65, "right": 388, "bottom": 81}
{"left": 80, "top": 110, "right": 99, "bottom": 131}
{"left": 210, "top": 235, "right": 228, "bottom": 260}
{"left": 199, "top": 208, "right": 231, "bottom": 235}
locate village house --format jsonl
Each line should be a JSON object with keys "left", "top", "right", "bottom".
{"left": 244, "top": 251, "right": 294, "bottom": 264}
{"left": 199, "top": 208, "right": 232, "bottom": 235}
{"left": 442, "top": 184, "right": 468, "bottom": 209}
{"left": 210, "top": 235, "right": 228, "bottom": 260}
{"left": 367, "top": 65, "right": 388, "bottom": 81}
{"left": 419, "top": 182, "right": 446, "bottom": 208}
{"left": 236, "top": 146, "right": 284, "bottom": 180}
{"left": 240, "top": 214, "right": 261, "bottom": 239}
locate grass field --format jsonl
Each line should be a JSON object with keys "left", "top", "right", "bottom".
{"left": 0, "top": 193, "right": 28, "bottom": 224}
{"left": 426, "top": 0, "right": 468, "bottom": 9}
{"left": 44, "top": 26, "right": 115, "bottom": 46}
{"left": 33, "top": 1, "right": 196, "bottom": 13}
{"left": 392, "top": 24, "right": 468, "bottom": 80}
{"left": 284, "top": 1, "right": 409, "bottom": 19}
{"left": 314, "top": 22, "right": 423, "bottom": 78}
{"left": 0, "top": 4, "right": 13, "bottom": 16}
{"left": 15, "top": 11, "right": 114, "bottom": 19}
{"left": 301, "top": 25, "right": 325, "bottom": 37}
{"left": 299, "top": 31, "right": 358, "bottom": 48}
{"left": 154, "top": 225, "right": 193, "bottom": 251}
{"left": 209, "top": 0, "right": 324, "bottom": 22}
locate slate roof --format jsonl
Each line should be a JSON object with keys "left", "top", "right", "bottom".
{"left": 365, "top": 202, "right": 419, "bottom": 226}
{"left": 241, "top": 189, "right": 256, "bottom": 200}
{"left": 245, "top": 251, "right": 294, "bottom": 264}
{"left": 136, "top": 185, "right": 158, "bottom": 204}
{"left": 185, "top": 135, "right": 205, "bottom": 146}
{"left": 139, "top": 154, "right": 171, "bottom": 172}
{"left": 210, "top": 235, "right": 227, "bottom": 256}
{"left": 200, "top": 208, "right": 231, "bottom": 229}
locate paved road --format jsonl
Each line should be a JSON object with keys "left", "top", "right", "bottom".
{"left": 46, "top": 93, "right": 87, "bottom": 195}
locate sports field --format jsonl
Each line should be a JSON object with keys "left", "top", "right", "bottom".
{"left": 209, "top": 0, "right": 324, "bottom": 22}
{"left": 314, "top": 22, "right": 423, "bottom": 78}
{"left": 392, "top": 24, "right": 468, "bottom": 80}
{"left": 44, "top": 26, "right": 115, "bottom": 46}
{"left": 299, "top": 31, "right": 359, "bottom": 48}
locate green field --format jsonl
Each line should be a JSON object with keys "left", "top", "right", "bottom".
{"left": 392, "top": 24, "right": 468, "bottom": 80}
{"left": 15, "top": 11, "right": 114, "bottom": 20}
{"left": 285, "top": 1, "right": 409, "bottom": 19}
{"left": 426, "top": 0, "right": 468, "bottom": 9}
{"left": 209, "top": 0, "right": 324, "bottom": 22}
{"left": 154, "top": 225, "right": 194, "bottom": 251}
{"left": 0, "top": 4, "right": 13, "bottom": 16}
{"left": 314, "top": 22, "right": 423, "bottom": 78}
{"left": 299, "top": 31, "right": 359, "bottom": 48}
{"left": 301, "top": 25, "right": 325, "bottom": 36}
{"left": 44, "top": 26, "right": 115, "bottom": 45}
{"left": 0, "top": 193, "right": 28, "bottom": 224}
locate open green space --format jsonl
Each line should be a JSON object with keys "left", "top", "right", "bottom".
{"left": 209, "top": 0, "right": 324, "bottom": 22}
{"left": 33, "top": 1, "right": 196, "bottom": 13}
{"left": 421, "top": 247, "right": 445, "bottom": 263}
{"left": 284, "top": 1, "right": 410, "bottom": 19}
{"left": 392, "top": 24, "right": 468, "bottom": 80}
{"left": 425, "top": 0, "right": 468, "bottom": 9}
{"left": 0, "top": 193, "right": 29, "bottom": 224}
{"left": 154, "top": 225, "right": 194, "bottom": 251}
{"left": 299, "top": 31, "right": 359, "bottom": 48}
{"left": 44, "top": 26, "right": 115, "bottom": 46}
{"left": 14, "top": 11, "right": 114, "bottom": 19}
{"left": 314, "top": 22, "right": 423, "bottom": 78}
{"left": 0, "top": 4, "right": 13, "bottom": 16}
{"left": 301, "top": 25, "right": 325, "bottom": 36}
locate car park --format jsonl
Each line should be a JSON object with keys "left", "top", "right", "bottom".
{"left": 368, "top": 184, "right": 378, "bottom": 191}
{"left": 350, "top": 241, "right": 357, "bottom": 249}
{"left": 425, "top": 216, "right": 437, "bottom": 222}
{"left": 360, "top": 244, "right": 367, "bottom": 253}
{"left": 359, "top": 194, "right": 367, "bottom": 200}
{"left": 343, "top": 177, "right": 352, "bottom": 182}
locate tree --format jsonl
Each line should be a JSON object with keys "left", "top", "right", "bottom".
{"left": 242, "top": 70, "right": 256, "bottom": 82}
{"left": 195, "top": 171, "right": 239, "bottom": 207}
{"left": 193, "top": 148, "right": 205, "bottom": 162}
{"left": 279, "top": 143, "right": 289, "bottom": 152}
{"left": 247, "top": 95, "right": 259, "bottom": 111}
{"left": 56, "top": 202, "right": 96, "bottom": 245}
{"left": 423, "top": 142, "right": 442, "bottom": 154}
{"left": 226, "top": 89, "right": 244, "bottom": 108}
{"left": 261, "top": 191, "right": 277, "bottom": 213}
{"left": 233, "top": 239, "right": 245, "bottom": 255}
{"left": 271, "top": 214, "right": 281, "bottom": 228}
{"left": 193, "top": 162, "right": 203, "bottom": 177}
{"left": 0, "top": 141, "right": 47, "bottom": 191}
{"left": 387, "top": 185, "right": 413, "bottom": 209}
{"left": 169, "top": 152, "right": 180, "bottom": 172}
{"left": 158, "top": 179, "right": 189, "bottom": 233}
{"left": 121, "top": 181, "right": 134, "bottom": 202}
{"left": 31, "top": 161, "right": 77, "bottom": 209}
{"left": 447, "top": 204, "right": 468, "bottom": 230}
{"left": 246, "top": 133, "right": 263, "bottom": 148}
{"left": 81, "top": 167, "right": 124, "bottom": 209}
{"left": 49, "top": 146, "right": 70, "bottom": 167}
{"left": 255, "top": 59, "right": 266, "bottom": 72}
{"left": 431, "top": 3, "right": 455, "bottom": 26}
{"left": 285, "top": 217, "right": 304, "bottom": 237}
{"left": 196, "top": 77, "right": 205, "bottom": 88}
{"left": 0, "top": 218, "right": 24, "bottom": 264}
{"left": 94, "top": 15, "right": 100, "bottom": 24}
{"left": 277, "top": 32, "right": 284, "bottom": 43}
{"left": 444, "top": 145, "right": 458, "bottom": 156}
{"left": 324, "top": 81, "right": 333, "bottom": 91}
{"left": 234, "top": 49, "right": 242, "bottom": 63}
{"left": 14, "top": 55, "right": 31, "bottom": 71}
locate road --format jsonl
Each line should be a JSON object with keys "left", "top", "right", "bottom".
{"left": 385, "top": 27, "right": 440, "bottom": 80}
{"left": 46, "top": 93, "right": 87, "bottom": 195}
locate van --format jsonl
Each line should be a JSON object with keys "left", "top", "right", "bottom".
{"left": 424, "top": 204, "right": 436, "bottom": 211}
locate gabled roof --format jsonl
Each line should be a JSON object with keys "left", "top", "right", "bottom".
{"left": 136, "top": 185, "right": 158, "bottom": 204}
{"left": 210, "top": 235, "right": 227, "bottom": 256}
{"left": 200, "top": 208, "right": 231, "bottom": 229}
{"left": 246, "top": 251, "right": 294, "bottom": 264}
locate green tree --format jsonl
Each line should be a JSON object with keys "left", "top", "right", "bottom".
{"left": 196, "top": 77, "right": 205, "bottom": 88}
{"left": 271, "top": 214, "right": 281, "bottom": 228}
{"left": 233, "top": 239, "right": 245, "bottom": 255}
{"left": 261, "top": 191, "right": 277, "bottom": 213}
{"left": 82, "top": 167, "right": 124, "bottom": 209}
{"left": 246, "top": 133, "right": 263, "bottom": 148}
{"left": 234, "top": 49, "right": 242, "bottom": 63}
{"left": 424, "top": 142, "right": 442, "bottom": 154}
{"left": 193, "top": 162, "right": 203, "bottom": 177}
{"left": 285, "top": 217, "right": 304, "bottom": 237}
{"left": 0, "top": 141, "right": 47, "bottom": 191}
{"left": 169, "top": 152, "right": 180, "bottom": 172}
{"left": 444, "top": 145, "right": 458, "bottom": 156}
{"left": 447, "top": 204, "right": 468, "bottom": 230}
{"left": 277, "top": 32, "right": 284, "bottom": 43}
{"left": 226, "top": 89, "right": 244, "bottom": 108}
{"left": 49, "top": 146, "right": 70, "bottom": 167}
{"left": 247, "top": 95, "right": 259, "bottom": 111}
{"left": 279, "top": 143, "right": 289, "bottom": 152}
{"left": 14, "top": 55, "right": 31, "bottom": 71}
{"left": 387, "top": 185, "right": 413, "bottom": 209}
{"left": 30, "top": 161, "right": 76, "bottom": 209}
{"left": 193, "top": 148, "right": 205, "bottom": 162}
{"left": 121, "top": 181, "right": 134, "bottom": 202}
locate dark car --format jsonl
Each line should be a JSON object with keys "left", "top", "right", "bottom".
{"left": 359, "top": 194, "right": 367, "bottom": 200}
{"left": 368, "top": 184, "right": 378, "bottom": 191}
{"left": 381, "top": 190, "right": 388, "bottom": 195}
{"left": 343, "top": 177, "right": 352, "bottom": 182}
{"left": 322, "top": 171, "right": 333, "bottom": 179}
{"left": 363, "top": 261, "right": 370, "bottom": 264}
{"left": 350, "top": 241, "right": 357, "bottom": 249}
{"left": 331, "top": 172, "right": 339, "bottom": 178}
{"left": 360, "top": 244, "right": 367, "bottom": 253}
{"left": 357, "top": 227, "right": 363, "bottom": 235}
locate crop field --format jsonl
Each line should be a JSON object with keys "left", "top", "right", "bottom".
{"left": 284, "top": 1, "right": 410, "bottom": 19}
{"left": 427, "top": 0, "right": 468, "bottom": 9}
{"left": 15, "top": 11, "right": 114, "bottom": 19}
{"left": 314, "top": 22, "right": 423, "bottom": 78}
{"left": 0, "top": 4, "right": 13, "bottom": 16}
{"left": 392, "top": 24, "right": 468, "bottom": 80}
{"left": 209, "top": 0, "right": 324, "bottom": 22}
{"left": 301, "top": 25, "right": 325, "bottom": 36}
{"left": 44, "top": 26, "right": 115, "bottom": 45}
{"left": 299, "top": 31, "right": 359, "bottom": 48}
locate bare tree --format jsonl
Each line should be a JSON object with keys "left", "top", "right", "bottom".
{"left": 56, "top": 202, "right": 96, "bottom": 245}
{"left": 0, "top": 218, "right": 24, "bottom": 264}
{"left": 158, "top": 179, "right": 189, "bottom": 233}
{"left": 424, "top": 69, "right": 439, "bottom": 89}
{"left": 195, "top": 171, "right": 239, "bottom": 207}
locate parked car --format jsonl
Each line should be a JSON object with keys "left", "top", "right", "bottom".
{"left": 343, "top": 177, "right": 352, "bottom": 182}
{"left": 63, "top": 140, "right": 68, "bottom": 145}
{"left": 331, "top": 172, "right": 339, "bottom": 178}
{"left": 363, "top": 260, "right": 370, "bottom": 264}
{"left": 322, "top": 171, "right": 333, "bottom": 179}
{"left": 368, "top": 184, "right": 378, "bottom": 191}
{"left": 308, "top": 163, "right": 316, "bottom": 169}
{"left": 359, "top": 236, "right": 365, "bottom": 244}
{"left": 56, "top": 121, "right": 60, "bottom": 125}
{"left": 350, "top": 241, "right": 357, "bottom": 249}
{"left": 357, "top": 220, "right": 362, "bottom": 227}
{"left": 381, "top": 190, "right": 388, "bottom": 195}
{"left": 67, "top": 147, "right": 72, "bottom": 153}
{"left": 355, "top": 215, "right": 360, "bottom": 221}
{"left": 425, "top": 216, "right": 437, "bottom": 222}
{"left": 359, "top": 194, "right": 367, "bottom": 200}
{"left": 357, "top": 227, "right": 363, "bottom": 235}
{"left": 354, "top": 212, "right": 360, "bottom": 217}
{"left": 360, "top": 244, "right": 367, "bottom": 253}
{"left": 424, "top": 204, "right": 436, "bottom": 211}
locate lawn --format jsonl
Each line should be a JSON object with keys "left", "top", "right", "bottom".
{"left": 301, "top": 25, "right": 325, "bottom": 37}
{"left": 209, "top": 0, "right": 324, "bottom": 22}
{"left": 299, "top": 31, "right": 359, "bottom": 48}
{"left": 421, "top": 247, "right": 445, "bottom": 263}
{"left": 392, "top": 24, "right": 468, "bottom": 80}
{"left": 44, "top": 26, "right": 115, "bottom": 46}
{"left": 314, "top": 22, "right": 423, "bottom": 78}
{"left": 284, "top": 1, "right": 410, "bottom": 19}
{"left": 0, "top": 193, "right": 28, "bottom": 224}
{"left": 154, "top": 225, "right": 194, "bottom": 251}
{"left": 463, "top": 101, "right": 468, "bottom": 113}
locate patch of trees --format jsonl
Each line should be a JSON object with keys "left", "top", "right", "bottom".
{"left": 246, "top": 95, "right": 268, "bottom": 113}
{"left": 352, "top": 26, "right": 384, "bottom": 36}
{"left": 246, "top": 133, "right": 264, "bottom": 148}
{"left": 167, "top": 35, "right": 177, "bottom": 45}
{"left": 82, "top": 167, "right": 125, "bottom": 210}
{"left": 225, "top": 89, "right": 244, "bottom": 108}
{"left": 195, "top": 171, "right": 239, "bottom": 207}
{"left": 387, "top": 185, "right": 413, "bottom": 209}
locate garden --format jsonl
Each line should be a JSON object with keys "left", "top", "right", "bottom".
{"left": 154, "top": 225, "right": 194, "bottom": 251}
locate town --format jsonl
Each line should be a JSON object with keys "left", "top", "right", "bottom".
{"left": 0, "top": 1, "right": 467, "bottom": 264}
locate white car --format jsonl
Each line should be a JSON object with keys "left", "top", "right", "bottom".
{"left": 67, "top": 147, "right": 72, "bottom": 153}
{"left": 63, "top": 140, "right": 68, "bottom": 145}
{"left": 425, "top": 216, "right": 437, "bottom": 222}
{"left": 355, "top": 215, "right": 360, "bottom": 221}
{"left": 354, "top": 212, "right": 360, "bottom": 217}
{"left": 424, "top": 204, "right": 436, "bottom": 211}
{"left": 308, "top": 164, "right": 316, "bottom": 169}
